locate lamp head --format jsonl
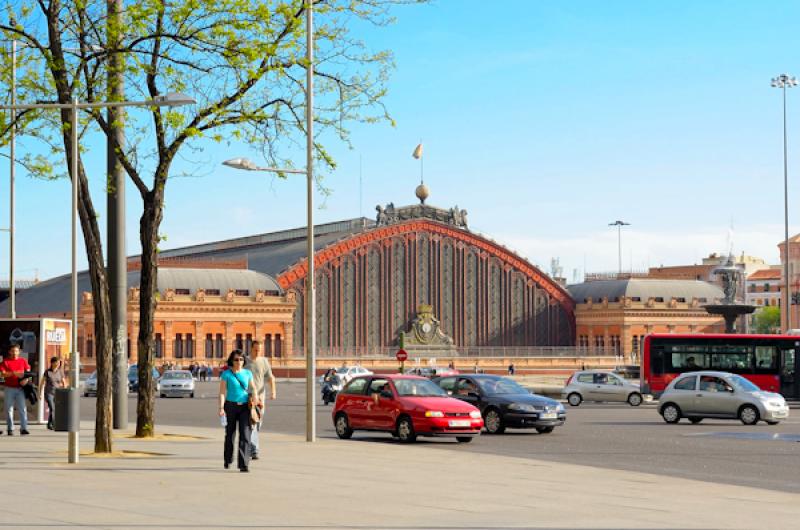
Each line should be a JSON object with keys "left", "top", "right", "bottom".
{"left": 223, "top": 158, "right": 259, "bottom": 171}
{"left": 152, "top": 92, "right": 196, "bottom": 107}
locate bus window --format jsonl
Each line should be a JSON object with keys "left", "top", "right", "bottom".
{"left": 711, "top": 351, "right": 752, "bottom": 371}
{"left": 669, "top": 353, "right": 708, "bottom": 371}
{"left": 755, "top": 346, "right": 777, "bottom": 371}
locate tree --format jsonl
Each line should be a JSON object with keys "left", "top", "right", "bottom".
{"left": 3, "top": 0, "right": 428, "bottom": 438}
{"left": 752, "top": 306, "right": 781, "bottom": 334}
{"left": 1, "top": 6, "right": 114, "bottom": 452}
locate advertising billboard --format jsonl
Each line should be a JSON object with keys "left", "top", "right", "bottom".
{"left": 0, "top": 318, "right": 72, "bottom": 424}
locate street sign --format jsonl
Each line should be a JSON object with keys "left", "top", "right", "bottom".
{"left": 396, "top": 349, "right": 408, "bottom": 362}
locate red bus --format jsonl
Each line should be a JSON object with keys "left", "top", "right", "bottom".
{"left": 642, "top": 334, "right": 800, "bottom": 398}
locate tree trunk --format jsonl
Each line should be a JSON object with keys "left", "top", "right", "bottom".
{"left": 64, "top": 113, "right": 114, "bottom": 453}
{"left": 135, "top": 190, "right": 163, "bottom": 437}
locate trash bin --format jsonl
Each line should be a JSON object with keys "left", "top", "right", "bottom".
{"left": 54, "top": 388, "right": 79, "bottom": 432}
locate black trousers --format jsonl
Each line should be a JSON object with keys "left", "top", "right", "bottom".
{"left": 224, "top": 401, "right": 252, "bottom": 469}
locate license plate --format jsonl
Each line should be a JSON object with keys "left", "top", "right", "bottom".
{"left": 448, "top": 420, "right": 470, "bottom": 427}
{"left": 541, "top": 413, "right": 558, "bottom": 419}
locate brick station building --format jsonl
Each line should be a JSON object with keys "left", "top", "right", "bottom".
{"left": 3, "top": 189, "right": 576, "bottom": 369}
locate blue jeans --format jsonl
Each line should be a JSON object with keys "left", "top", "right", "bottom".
{"left": 4, "top": 387, "right": 28, "bottom": 432}
{"left": 45, "top": 393, "right": 55, "bottom": 428}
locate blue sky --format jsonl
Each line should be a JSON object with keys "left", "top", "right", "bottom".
{"left": 4, "top": 0, "right": 800, "bottom": 283}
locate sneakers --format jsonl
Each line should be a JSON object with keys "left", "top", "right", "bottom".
{"left": 20, "top": 430, "right": 30, "bottom": 436}
{"left": 251, "top": 454, "right": 259, "bottom": 460}
{"left": 6, "top": 431, "right": 13, "bottom": 436}
{"left": 239, "top": 467, "right": 249, "bottom": 473}
{"left": 224, "top": 463, "right": 230, "bottom": 470}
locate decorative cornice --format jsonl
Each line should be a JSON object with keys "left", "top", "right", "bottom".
{"left": 276, "top": 218, "right": 575, "bottom": 313}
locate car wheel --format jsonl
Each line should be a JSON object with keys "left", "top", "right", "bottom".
{"left": 483, "top": 408, "right": 505, "bottom": 434}
{"left": 334, "top": 413, "right": 353, "bottom": 439}
{"left": 160, "top": 393, "right": 165, "bottom": 398}
{"left": 688, "top": 417, "right": 703, "bottom": 424}
{"left": 739, "top": 405, "right": 759, "bottom": 426}
{"left": 396, "top": 416, "right": 417, "bottom": 443}
{"left": 536, "top": 426, "right": 555, "bottom": 434}
{"left": 766, "top": 421, "right": 780, "bottom": 426}
{"left": 190, "top": 393, "right": 194, "bottom": 398}
{"left": 567, "top": 393, "right": 582, "bottom": 407}
{"left": 627, "top": 392, "right": 643, "bottom": 407}
{"left": 456, "top": 436, "right": 473, "bottom": 443}
{"left": 661, "top": 403, "right": 681, "bottom": 424}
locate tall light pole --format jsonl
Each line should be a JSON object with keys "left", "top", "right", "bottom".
{"left": 609, "top": 220, "right": 630, "bottom": 275}
{"left": 221, "top": 0, "right": 316, "bottom": 443}
{"left": 772, "top": 74, "right": 797, "bottom": 333}
{"left": 8, "top": 39, "right": 17, "bottom": 318}
{"left": 1, "top": 92, "right": 195, "bottom": 463}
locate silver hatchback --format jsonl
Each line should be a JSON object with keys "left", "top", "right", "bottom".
{"left": 563, "top": 370, "right": 643, "bottom": 407}
{"left": 658, "top": 371, "right": 789, "bottom": 425}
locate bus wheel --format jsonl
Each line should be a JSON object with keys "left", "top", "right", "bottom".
{"left": 661, "top": 403, "right": 681, "bottom": 424}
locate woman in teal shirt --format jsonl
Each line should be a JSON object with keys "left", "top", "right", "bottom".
{"left": 218, "top": 350, "right": 256, "bottom": 472}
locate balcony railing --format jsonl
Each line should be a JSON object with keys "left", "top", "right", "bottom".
{"left": 289, "top": 346, "right": 611, "bottom": 359}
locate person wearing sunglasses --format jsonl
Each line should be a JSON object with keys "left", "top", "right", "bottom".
{"left": 218, "top": 349, "right": 256, "bottom": 472}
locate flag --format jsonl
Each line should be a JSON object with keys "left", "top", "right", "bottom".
{"left": 412, "top": 143, "right": 423, "bottom": 159}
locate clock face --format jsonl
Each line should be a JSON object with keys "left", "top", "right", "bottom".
{"left": 422, "top": 323, "right": 432, "bottom": 333}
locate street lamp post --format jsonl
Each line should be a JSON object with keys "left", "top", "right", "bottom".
{"left": 772, "top": 74, "right": 797, "bottom": 333}
{"left": 609, "top": 220, "right": 630, "bottom": 275}
{"left": 221, "top": 0, "right": 316, "bottom": 443}
{"left": 1, "top": 92, "right": 195, "bottom": 463}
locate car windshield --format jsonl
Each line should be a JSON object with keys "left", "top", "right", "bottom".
{"left": 729, "top": 375, "right": 760, "bottom": 392}
{"left": 163, "top": 372, "right": 192, "bottom": 379}
{"left": 394, "top": 379, "right": 447, "bottom": 397}
{"left": 477, "top": 378, "right": 529, "bottom": 395}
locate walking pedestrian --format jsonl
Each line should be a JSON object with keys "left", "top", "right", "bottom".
{"left": 248, "top": 340, "right": 276, "bottom": 460}
{"left": 0, "top": 344, "right": 31, "bottom": 435}
{"left": 39, "top": 357, "right": 66, "bottom": 430}
{"left": 508, "top": 362, "right": 515, "bottom": 376}
{"left": 218, "top": 349, "right": 256, "bottom": 472}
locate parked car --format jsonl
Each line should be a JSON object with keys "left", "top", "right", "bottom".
{"left": 433, "top": 374, "right": 565, "bottom": 434}
{"left": 128, "top": 365, "right": 162, "bottom": 393}
{"left": 658, "top": 371, "right": 790, "bottom": 426}
{"left": 83, "top": 371, "right": 98, "bottom": 397}
{"left": 405, "top": 366, "right": 459, "bottom": 379}
{"left": 332, "top": 374, "right": 483, "bottom": 443}
{"left": 563, "top": 370, "right": 643, "bottom": 406}
{"left": 159, "top": 370, "right": 196, "bottom": 398}
{"left": 333, "top": 365, "right": 373, "bottom": 384}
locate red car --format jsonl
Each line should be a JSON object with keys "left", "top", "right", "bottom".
{"left": 332, "top": 374, "right": 483, "bottom": 443}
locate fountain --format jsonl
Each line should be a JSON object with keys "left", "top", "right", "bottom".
{"left": 703, "top": 255, "right": 756, "bottom": 333}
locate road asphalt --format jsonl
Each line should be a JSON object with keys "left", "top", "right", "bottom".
{"left": 4, "top": 420, "right": 800, "bottom": 529}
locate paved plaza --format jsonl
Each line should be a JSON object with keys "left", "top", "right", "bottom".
{"left": 3, "top": 419, "right": 800, "bottom": 529}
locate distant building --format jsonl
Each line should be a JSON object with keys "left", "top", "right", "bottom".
{"left": 568, "top": 278, "right": 725, "bottom": 361}
{"left": 0, "top": 279, "right": 38, "bottom": 304}
{"left": 745, "top": 267, "right": 782, "bottom": 333}
{"left": 778, "top": 234, "right": 800, "bottom": 330}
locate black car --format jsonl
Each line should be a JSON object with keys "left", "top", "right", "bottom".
{"left": 432, "top": 374, "right": 566, "bottom": 434}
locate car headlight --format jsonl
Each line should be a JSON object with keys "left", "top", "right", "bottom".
{"left": 508, "top": 403, "right": 537, "bottom": 413}
{"left": 768, "top": 400, "right": 786, "bottom": 408}
{"left": 425, "top": 411, "right": 444, "bottom": 418}
{"left": 469, "top": 410, "right": 482, "bottom": 419}
{"left": 556, "top": 404, "right": 565, "bottom": 412}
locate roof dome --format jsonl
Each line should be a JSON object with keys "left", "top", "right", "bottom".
{"left": 567, "top": 278, "right": 723, "bottom": 303}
